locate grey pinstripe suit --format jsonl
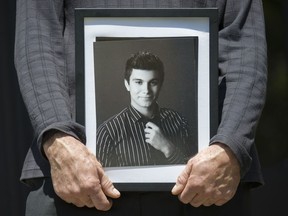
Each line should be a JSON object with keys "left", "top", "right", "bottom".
{"left": 15, "top": 0, "right": 267, "bottom": 215}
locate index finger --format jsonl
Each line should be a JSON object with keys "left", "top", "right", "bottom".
{"left": 145, "top": 122, "right": 157, "bottom": 128}
{"left": 171, "top": 161, "right": 192, "bottom": 195}
{"left": 89, "top": 162, "right": 120, "bottom": 211}
{"left": 100, "top": 173, "right": 121, "bottom": 199}
{"left": 90, "top": 193, "right": 112, "bottom": 211}
{"left": 89, "top": 187, "right": 113, "bottom": 211}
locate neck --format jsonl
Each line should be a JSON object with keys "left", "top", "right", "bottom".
{"left": 131, "top": 104, "right": 156, "bottom": 119}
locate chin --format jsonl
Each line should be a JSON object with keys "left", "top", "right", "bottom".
{"left": 140, "top": 104, "right": 152, "bottom": 108}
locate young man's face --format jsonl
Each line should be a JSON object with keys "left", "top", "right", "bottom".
{"left": 125, "top": 69, "right": 162, "bottom": 111}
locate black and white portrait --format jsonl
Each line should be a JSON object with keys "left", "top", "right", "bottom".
{"left": 93, "top": 37, "right": 198, "bottom": 167}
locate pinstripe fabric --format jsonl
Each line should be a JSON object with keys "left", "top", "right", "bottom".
{"left": 96, "top": 105, "right": 195, "bottom": 167}
{"left": 15, "top": 0, "right": 267, "bottom": 186}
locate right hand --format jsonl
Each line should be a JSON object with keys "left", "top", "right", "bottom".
{"left": 43, "top": 132, "right": 120, "bottom": 210}
{"left": 171, "top": 143, "right": 240, "bottom": 207}
{"left": 144, "top": 122, "right": 174, "bottom": 158}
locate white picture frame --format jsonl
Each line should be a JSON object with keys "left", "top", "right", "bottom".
{"left": 75, "top": 8, "right": 218, "bottom": 191}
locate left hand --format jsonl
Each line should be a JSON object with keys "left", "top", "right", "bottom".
{"left": 171, "top": 143, "right": 240, "bottom": 207}
{"left": 144, "top": 122, "right": 174, "bottom": 157}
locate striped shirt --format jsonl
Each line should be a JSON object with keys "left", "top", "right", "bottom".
{"left": 96, "top": 105, "right": 196, "bottom": 167}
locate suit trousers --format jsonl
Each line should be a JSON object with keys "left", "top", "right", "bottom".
{"left": 25, "top": 178, "right": 252, "bottom": 216}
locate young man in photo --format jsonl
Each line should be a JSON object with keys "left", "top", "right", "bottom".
{"left": 96, "top": 51, "right": 196, "bottom": 167}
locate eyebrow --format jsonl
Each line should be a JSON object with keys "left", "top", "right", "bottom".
{"left": 131, "top": 78, "right": 159, "bottom": 81}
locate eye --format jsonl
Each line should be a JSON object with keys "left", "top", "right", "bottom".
{"left": 134, "top": 80, "right": 143, "bottom": 85}
{"left": 150, "top": 80, "right": 159, "bottom": 86}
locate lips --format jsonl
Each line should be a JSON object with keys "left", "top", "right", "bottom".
{"left": 140, "top": 96, "right": 152, "bottom": 100}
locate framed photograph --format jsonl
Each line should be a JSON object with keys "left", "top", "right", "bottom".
{"left": 75, "top": 8, "right": 218, "bottom": 191}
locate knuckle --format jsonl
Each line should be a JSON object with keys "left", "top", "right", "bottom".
{"left": 90, "top": 183, "right": 103, "bottom": 195}
{"left": 214, "top": 199, "right": 227, "bottom": 206}
{"left": 97, "top": 204, "right": 112, "bottom": 211}
{"left": 102, "top": 178, "right": 112, "bottom": 188}
{"left": 54, "top": 187, "right": 70, "bottom": 199}
{"left": 203, "top": 201, "right": 213, "bottom": 207}
{"left": 85, "top": 181, "right": 99, "bottom": 191}
{"left": 95, "top": 201, "right": 108, "bottom": 211}
{"left": 179, "top": 198, "right": 190, "bottom": 205}
{"left": 187, "top": 158, "right": 194, "bottom": 166}
{"left": 74, "top": 202, "right": 85, "bottom": 208}
{"left": 177, "top": 175, "right": 187, "bottom": 185}
{"left": 187, "top": 180, "right": 203, "bottom": 191}
{"left": 80, "top": 176, "right": 101, "bottom": 191}
{"left": 190, "top": 201, "right": 202, "bottom": 208}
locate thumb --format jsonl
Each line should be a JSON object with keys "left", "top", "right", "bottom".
{"left": 171, "top": 162, "right": 192, "bottom": 195}
{"left": 100, "top": 173, "right": 121, "bottom": 199}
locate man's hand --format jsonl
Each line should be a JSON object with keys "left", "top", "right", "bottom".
{"left": 43, "top": 132, "right": 120, "bottom": 210}
{"left": 144, "top": 122, "right": 174, "bottom": 157}
{"left": 171, "top": 143, "right": 240, "bottom": 207}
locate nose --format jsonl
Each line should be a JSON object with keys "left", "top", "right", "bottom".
{"left": 141, "top": 83, "right": 150, "bottom": 93}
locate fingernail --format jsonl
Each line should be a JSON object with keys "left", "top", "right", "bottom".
{"left": 171, "top": 184, "right": 177, "bottom": 192}
{"left": 113, "top": 188, "right": 120, "bottom": 196}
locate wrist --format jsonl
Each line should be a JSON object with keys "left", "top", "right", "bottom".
{"left": 162, "top": 142, "right": 174, "bottom": 158}
{"left": 43, "top": 131, "right": 68, "bottom": 158}
{"left": 211, "top": 142, "right": 240, "bottom": 172}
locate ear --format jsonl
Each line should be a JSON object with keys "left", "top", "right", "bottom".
{"left": 124, "top": 79, "right": 130, "bottom": 91}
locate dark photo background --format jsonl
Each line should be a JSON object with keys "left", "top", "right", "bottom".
{"left": 94, "top": 37, "right": 198, "bottom": 128}
{"left": 1, "top": 1, "right": 287, "bottom": 215}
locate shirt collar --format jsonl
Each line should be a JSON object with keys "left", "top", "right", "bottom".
{"left": 128, "top": 104, "right": 161, "bottom": 124}
{"left": 128, "top": 105, "right": 143, "bottom": 123}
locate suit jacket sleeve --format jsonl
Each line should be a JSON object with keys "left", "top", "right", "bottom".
{"left": 14, "top": 0, "right": 86, "bottom": 155}
{"left": 210, "top": 0, "right": 268, "bottom": 177}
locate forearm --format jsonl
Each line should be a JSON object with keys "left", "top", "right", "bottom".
{"left": 14, "top": 0, "right": 84, "bottom": 147}
{"left": 211, "top": 0, "right": 267, "bottom": 177}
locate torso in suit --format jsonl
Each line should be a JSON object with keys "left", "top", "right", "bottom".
{"left": 15, "top": 0, "right": 267, "bottom": 215}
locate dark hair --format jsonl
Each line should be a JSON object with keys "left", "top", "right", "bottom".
{"left": 125, "top": 51, "right": 164, "bottom": 83}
